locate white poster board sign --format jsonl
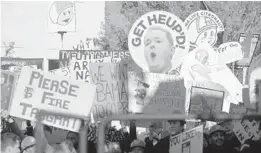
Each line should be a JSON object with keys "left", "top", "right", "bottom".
{"left": 89, "top": 63, "right": 129, "bottom": 120}
{"left": 169, "top": 125, "right": 203, "bottom": 153}
{"left": 233, "top": 119, "right": 259, "bottom": 144}
{"left": 9, "top": 67, "right": 96, "bottom": 132}
{"left": 128, "top": 71, "right": 186, "bottom": 114}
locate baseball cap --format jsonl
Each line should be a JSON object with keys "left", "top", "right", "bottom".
{"left": 130, "top": 139, "right": 145, "bottom": 149}
{"left": 209, "top": 125, "right": 226, "bottom": 136}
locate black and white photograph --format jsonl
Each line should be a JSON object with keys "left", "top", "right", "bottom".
{"left": 1, "top": 1, "right": 261, "bottom": 153}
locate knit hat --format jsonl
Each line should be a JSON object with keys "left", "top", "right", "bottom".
{"left": 209, "top": 125, "right": 226, "bottom": 136}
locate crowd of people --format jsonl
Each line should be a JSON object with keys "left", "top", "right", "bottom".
{"left": 1, "top": 111, "right": 261, "bottom": 153}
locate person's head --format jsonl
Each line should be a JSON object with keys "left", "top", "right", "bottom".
{"left": 167, "top": 120, "right": 185, "bottom": 135}
{"left": 21, "top": 136, "right": 36, "bottom": 153}
{"left": 144, "top": 26, "right": 175, "bottom": 73}
{"left": 1, "top": 132, "right": 21, "bottom": 153}
{"left": 66, "top": 131, "right": 79, "bottom": 147}
{"left": 130, "top": 139, "right": 145, "bottom": 153}
{"left": 105, "top": 142, "right": 121, "bottom": 153}
{"left": 149, "top": 121, "right": 162, "bottom": 135}
{"left": 209, "top": 125, "right": 226, "bottom": 147}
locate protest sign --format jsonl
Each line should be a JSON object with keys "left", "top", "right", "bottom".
{"left": 215, "top": 42, "right": 243, "bottom": 64}
{"left": 169, "top": 125, "right": 203, "bottom": 153}
{"left": 236, "top": 33, "right": 260, "bottom": 67}
{"left": 229, "top": 103, "right": 246, "bottom": 115}
{"left": 233, "top": 119, "right": 259, "bottom": 144}
{"left": 128, "top": 71, "right": 186, "bottom": 114}
{"left": 128, "top": 11, "right": 189, "bottom": 74}
{"left": 189, "top": 86, "right": 224, "bottom": 118}
{"left": 248, "top": 53, "right": 261, "bottom": 111}
{"left": 49, "top": 66, "right": 72, "bottom": 78}
{"left": 184, "top": 10, "right": 224, "bottom": 50}
{"left": 1, "top": 71, "right": 17, "bottom": 113}
{"left": 48, "top": 1, "right": 76, "bottom": 33}
{"left": 59, "top": 50, "right": 129, "bottom": 82}
{"left": 89, "top": 63, "right": 128, "bottom": 120}
{"left": 9, "top": 67, "right": 96, "bottom": 132}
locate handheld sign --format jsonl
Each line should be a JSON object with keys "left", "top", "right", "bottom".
{"left": 169, "top": 125, "right": 203, "bottom": 153}
{"left": 128, "top": 11, "right": 189, "bottom": 74}
{"left": 89, "top": 63, "right": 128, "bottom": 120}
{"left": 236, "top": 33, "right": 260, "bottom": 67}
{"left": 229, "top": 103, "right": 246, "bottom": 115}
{"left": 189, "top": 86, "right": 224, "bottom": 119}
{"left": 59, "top": 50, "right": 129, "bottom": 82}
{"left": 184, "top": 10, "right": 224, "bottom": 50}
{"left": 128, "top": 71, "right": 186, "bottom": 114}
{"left": 48, "top": 1, "right": 76, "bottom": 33}
{"left": 9, "top": 67, "right": 96, "bottom": 132}
{"left": 1, "top": 71, "right": 17, "bottom": 114}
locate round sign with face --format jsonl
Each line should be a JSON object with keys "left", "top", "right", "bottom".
{"left": 49, "top": 1, "right": 75, "bottom": 26}
{"left": 128, "top": 11, "right": 189, "bottom": 74}
{"left": 184, "top": 10, "right": 224, "bottom": 50}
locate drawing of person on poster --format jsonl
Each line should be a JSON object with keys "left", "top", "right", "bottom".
{"left": 128, "top": 11, "right": 189, "bottom": 75}
{"left": 134, "top": 79, "right": 150, "bottom": 106}
{"left": 184, "top": 10, "right": 224, "bottom": 50}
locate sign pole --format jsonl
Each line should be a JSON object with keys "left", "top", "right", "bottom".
{"left": 57, "top": 31, "right": 67, "bottom": 49}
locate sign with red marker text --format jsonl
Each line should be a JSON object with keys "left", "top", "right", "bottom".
{"left": 128, "top": 71, "right": 186, "bottom": 114}
{"left": 89, "top": 63, "right": 129, "bottom": 120}
{"left": 1, "top": 71, "right": 17, "bottom": 113}
{"left": 9, "top": 67, "right": 96, "bottom": 132}
{"left": 169, "top": 125, "right": 203, "bottom": 153}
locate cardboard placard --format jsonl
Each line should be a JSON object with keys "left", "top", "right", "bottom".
{"left": 189, "top": 87, "right": 224, "bottom": 118}
{"left": 59, "top": 50, "right": 129, "bottom": 82}
{"left": 89, "top": 63, "right": 129, "bottom": 120}
{"left": 128, "top": 71, "right": 186, "bottom": 114}
{"left": 229, "top": 103, "right": 246, "bottom": 115}
{"left": 169, "top": 125, "right": 203, "bottom": 153}
{"left": 233, "top": 119, "right": 259, "bottom": 144}
{"left": 128, "top": 11, "right": 189, "bottom": 73}
{"left": 236, "top": 33, "right": 260, "bottom": 67}
{"left": 1, "top": 71, "right": 17, "bottom": 114}
{"left": 9, "top": 67, "right": 96, "bottom": 132}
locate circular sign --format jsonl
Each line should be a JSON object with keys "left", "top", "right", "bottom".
{"left": 49, "top": 1, "right": 75, "bottom": 26}
{"left": 128, "top": 11, "right": 189, "bottom": 74}
{"left": 184, "top": 10, "right": 224, "bottom": 49}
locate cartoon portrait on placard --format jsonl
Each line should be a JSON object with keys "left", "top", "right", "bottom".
{"left": 128, "top": 11, "right": 189, "bottom": 75}
{"left": 134, "top": 79, "right": 150, "bottom": 106}
{"left": 49, "top": 1, "right": 75, "bottom": 26}
{"left": 184, "top": 10, "right": 224, "bottom": 50}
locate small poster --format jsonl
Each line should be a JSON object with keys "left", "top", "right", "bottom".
{"left": 189, "top": 86, "right": 224, "bottom": 118}
{"left": 169, "top": 125, "right": 203, "bottom": 153}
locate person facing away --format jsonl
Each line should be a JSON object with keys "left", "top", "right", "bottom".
{"left": 144, "top": 26, "right": 180, "bottom": 75}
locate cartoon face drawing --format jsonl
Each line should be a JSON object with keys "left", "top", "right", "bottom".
{"left": 134, "top": 80, "right": 149, "bottom": 105}
{"left": 195, "top": 49, "right": 209, "bottom": 65}
{"left": 196, "top": 28, "right": 218, "bottom": 46}
{"left": 57, "top": 6, "right": 74, "bottom": 25}
{"left": 49, "top": 1, "right": 75, "bottom": 26}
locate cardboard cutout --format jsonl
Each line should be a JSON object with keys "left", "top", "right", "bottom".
{"left": 128, "top": 11, "right": 189, "bottom": 74}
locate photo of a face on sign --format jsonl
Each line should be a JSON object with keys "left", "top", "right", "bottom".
{"left": 128, "top": 11, "right": 189, "bottom": 74}
{"left": 184, "top": 10, "right": 224, "bottom": 50}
